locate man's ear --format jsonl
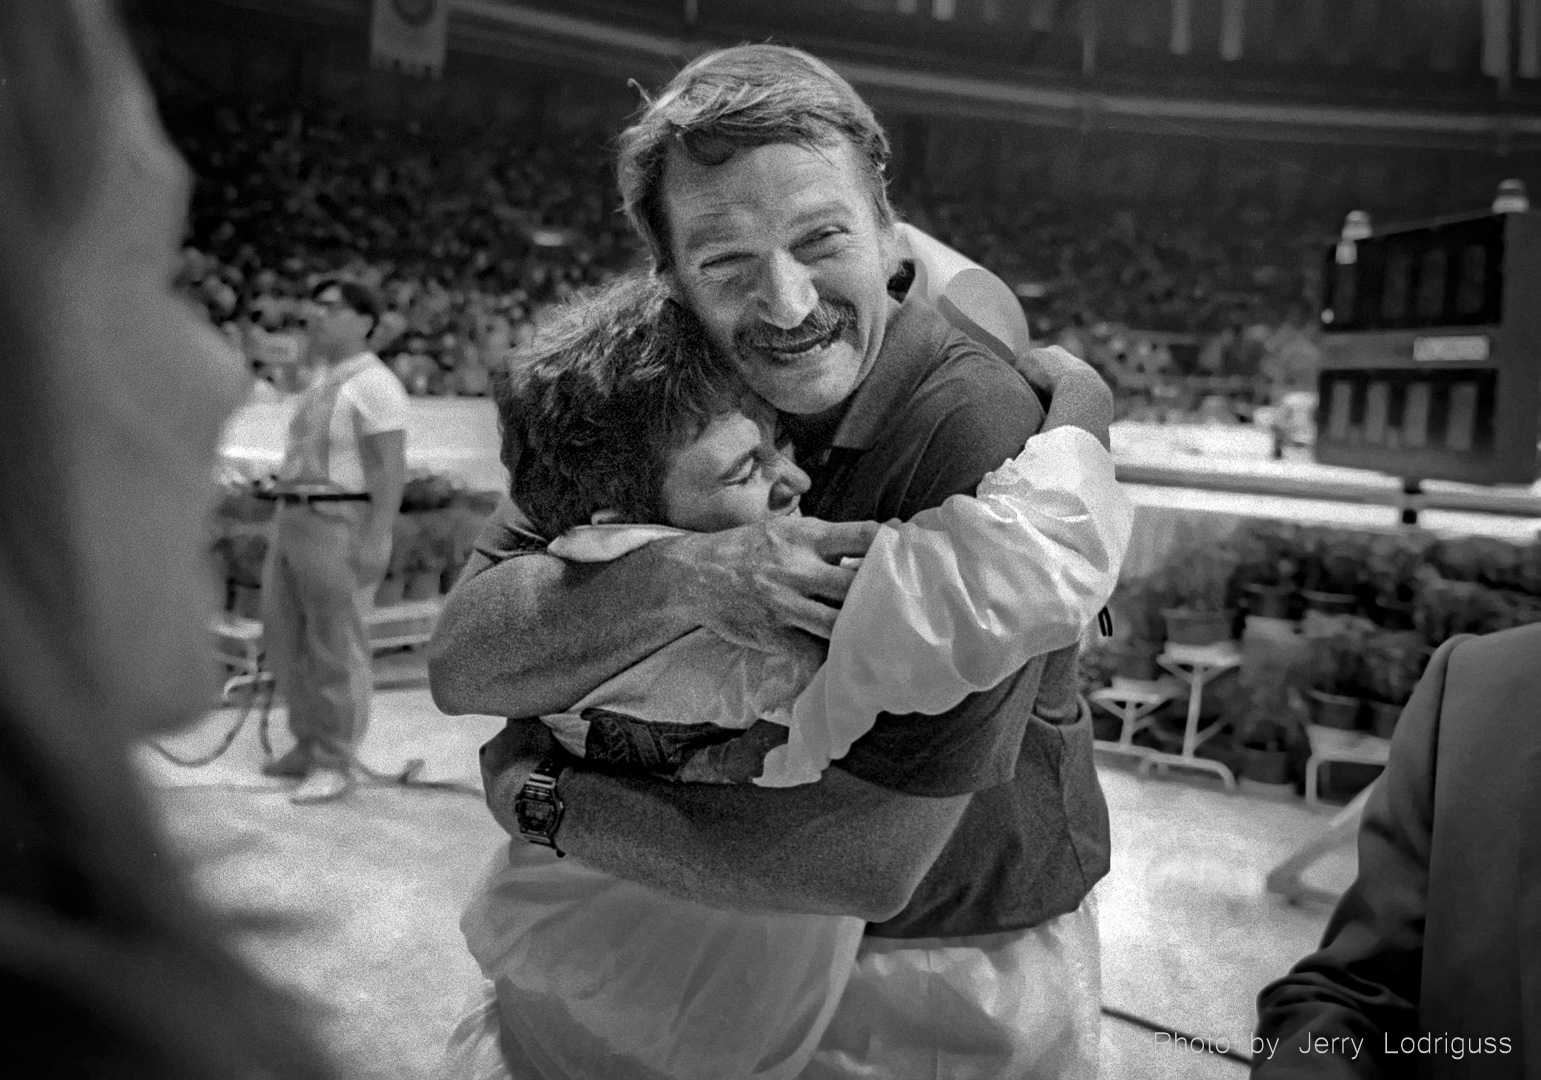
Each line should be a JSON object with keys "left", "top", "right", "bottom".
{"left": 589, "top": 509, "right": 626, "bottom": 526}
{"left": 876, "top": 217, "right": 905, "bottom": 281}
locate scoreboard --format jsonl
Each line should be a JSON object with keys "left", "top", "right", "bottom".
{"left": 1315, "top": 208, "right": 1541, "bottom": 484}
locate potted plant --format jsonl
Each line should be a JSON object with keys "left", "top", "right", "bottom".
{"left": 1413, "top": 575, "right": 1515, "bottom": 646}
{"left": 1363, "top": 531, "right": 1432, "bottom": 630}
{"left": 1230, "top": 679, "right": 1309, "bottom": 789}
{"left": 401, "top": 528, "right": 447, "bottom": 601}
{"left": 457, "top": 488, "right": 503, "bottom": 517}
{"left": 214, "top": 526, "right": 269, "bottom": 619}
{"left": 1430, "top": 535, "right": 1530, "bottom": 589}
{"left": 375, "top": 514, "right": 419, "bottom": 608}
{"left": 1298, "top": 528, "right": 1366, "bottom": 615}
{"left": 399, "top": 469, "right": 461, "bottom": 514}
{"left": 214, "top": 470, "right": 275, "bottom": 526}
{"left": 1303, "top": 612, "right": 1376, "bottom": 729}
{"left": 440, "top": 494, "right": 495, "bottom": 592}
{"left": 1227, "top": 521, "right": 1300, "bottom": 620}
{"left": 1153, "top": 541, "right": 1240, "bottom": 646}
{"left": 1516, "top": 539, "right": 1541, "bottom": 596}
{"left": 1077, "top": 647, "right": 1126, "bottom": 740}
{"left": 1104, "top": 578, "right": 1168, "bottom": 679}
{"left": 1359, "top": 629, "right": 1427, "bottom": 738}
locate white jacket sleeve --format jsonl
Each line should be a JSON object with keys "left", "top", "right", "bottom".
{"left": 755, "top": 425, "right": 1133, "bottom": 787}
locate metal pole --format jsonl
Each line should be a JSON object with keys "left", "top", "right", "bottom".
{"left": 1400, "top": 477, "right": 1422, "bottom": 526}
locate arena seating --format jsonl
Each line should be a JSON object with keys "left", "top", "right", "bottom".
{"left": 166, "top": 99, "right": 638, "bottom": 395}
{"left": 163, "top": 98, "right": 1330, "bottom": 405}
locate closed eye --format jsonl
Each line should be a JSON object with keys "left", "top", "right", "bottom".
{"left": 796, "top": 228, "right": 846, "bottom": 258}
{"left": 699, "top": 253, "right": 750, "bottom": 277}
{"left": 725, "top": 446, "right": 781, "bottom": 486}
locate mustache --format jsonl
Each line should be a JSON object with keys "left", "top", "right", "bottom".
{"left": 737, "top": 301, "right": 855, "bottom": 354}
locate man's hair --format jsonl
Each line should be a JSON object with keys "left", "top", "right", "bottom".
{"left": 311, "top": 278, "right": 382, "bottom": 333}
{"left": 493, "top": 273, "right": 747, "bottom": 537}
{"left": 617, "top": 44, "right": 894, "bottom": 272}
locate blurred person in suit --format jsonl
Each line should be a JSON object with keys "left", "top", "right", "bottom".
{"left": 0, "top": 2, "right": 336, "bottom": 1076}
{"left": 1253, "top": 623, "right": 1541, "bottom": 1078}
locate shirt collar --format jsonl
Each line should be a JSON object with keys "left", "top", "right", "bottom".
{"left": 822, "top": 292, "right": 953, "bottom": 452}
{"left": 318, "top": 350, "right": 377, "bottom": 385}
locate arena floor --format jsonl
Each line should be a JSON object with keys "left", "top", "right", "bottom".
{"left": 192, "top": 395, "right": 1536, "bottom": 1077}
{"left": 221, "top": 395, "right": 1541, "bottom": 543}
{"left": 142, "top": 659, "right": 1352, "bottom": 1080}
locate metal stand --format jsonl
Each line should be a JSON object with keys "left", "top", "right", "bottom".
{"left": 1304, "top": 726, "right": 1390, "bottom": 806}
{"left": 1266, "top": 780, "right": 1378, "bottom": 905}
{"left": 192, "top": 600, "right": 447, "bottom": 785}
{"left": 1142, "top": 641, "right": 1242, "bottom": 790}
{"left": 1399, "top": 477, "right": 1423, "bottom": 526}
{"left": 1090, "top": 678, "right": 1181, "bottom": 762}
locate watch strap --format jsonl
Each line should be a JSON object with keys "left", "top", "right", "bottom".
{"left": 516, "top": 755, "right": 566, "bottom": 857}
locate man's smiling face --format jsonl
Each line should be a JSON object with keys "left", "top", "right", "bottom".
{"left": 663, "top": 139, "right": 899, "bottom": 417}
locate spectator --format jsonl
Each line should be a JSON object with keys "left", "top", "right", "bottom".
{"left": 1254, "top": 624, "right": 1541, "bottom": 1078}
{"left": 0, "top": 2, "right": 338, "bottom": 1076}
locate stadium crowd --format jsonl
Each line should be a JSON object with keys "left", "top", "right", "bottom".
{"left": 168, "top": 100, "right": 637, "bottom": 396}
{"left": 165, "top": 99, "right": 1327, "bottom": 405}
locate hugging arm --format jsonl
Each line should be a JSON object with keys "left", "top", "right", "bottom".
{"left": 480, "top": 717, "right": 967, "bottom": 920}
{"left": 427, "top": 500, "right": 877, "bottom": 718}
{"left": 765, "top": 425, "right": 1131, "bottom": 782}
{"left": 440, "top": 505, "right": 948, "bottom": 918}
{"left": 1019, "top": 344, "right": 1115, "bottom": 448}
{"left": 477, "top": 357, "right": 1083, "bottom": 914}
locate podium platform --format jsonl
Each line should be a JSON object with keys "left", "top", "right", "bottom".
{"left": 212, "top": 597, "right": 444, "bottom": 698}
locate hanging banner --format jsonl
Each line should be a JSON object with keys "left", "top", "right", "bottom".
{"left": 1028, "top": 0, "right": 1057, "bottom": 32}
{"left": 1481, "top": 0, "right": 1512, "bottom": 79}
{"left": 1219, "top": 0, "right": 1245, "bottom": 59}
{"left": 1170, "top": 0, "right": 1192, "bottom": 55}
{"left": 370, "top": 0, "right": 448, "bottom": 77}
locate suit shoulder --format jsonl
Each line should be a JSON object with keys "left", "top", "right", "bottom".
{"left": 1433, "top": 624, "right": 1541, "bottom": 745}
{"left": 1446, "top": 622, "right": 1541, "bottom": 677}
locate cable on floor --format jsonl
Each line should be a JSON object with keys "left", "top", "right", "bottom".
{"left": 149, "top": 660, "right": 484, "bottom": 798}
{"left": 1101, "top": 1005, "right": 1253, "bottom": 1066}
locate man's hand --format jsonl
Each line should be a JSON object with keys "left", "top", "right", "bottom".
{"left": 480, "top": 713, "right": 968, "bottom": 919}
{"left": 660, "top": 516, "right": 879, "bottom": 649}
{"left": 1015, "top": 345, "right": 1114, "bottom": 447}
{"left": 353, "top": 528, "right": 392, "bottom": 590}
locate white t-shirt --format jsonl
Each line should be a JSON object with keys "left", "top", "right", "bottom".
{"left": 277, "top": 352, "right": 409, "bottom": 492}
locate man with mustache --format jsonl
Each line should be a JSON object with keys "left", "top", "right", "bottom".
{"left": 430, "top": 44, "right": 1116, "bottom": 1077}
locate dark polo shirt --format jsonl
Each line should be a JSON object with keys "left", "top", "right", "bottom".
{"left": 784, "top": 294, "right": 1111, "bottom": 939}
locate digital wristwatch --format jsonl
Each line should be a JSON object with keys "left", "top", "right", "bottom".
{"left": 514, "top": 756, "right": 566, "bottom": 857}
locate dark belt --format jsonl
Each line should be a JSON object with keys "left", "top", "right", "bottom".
{"left": 264, "top": 491, "right": 372, "bottom": 504}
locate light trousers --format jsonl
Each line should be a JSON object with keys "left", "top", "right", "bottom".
{"left": 260, "top": 502, "right": 373, "bottom": 767}
{"left": 440, "top": 893, "right": 1101, "bottom": 1080}
{"left": 801, "top": 894, "right": 1102, "bottom": 1080}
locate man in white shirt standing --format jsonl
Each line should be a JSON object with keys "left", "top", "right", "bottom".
{"left": 261, "top": 279, "right": 408, "bottom": 803}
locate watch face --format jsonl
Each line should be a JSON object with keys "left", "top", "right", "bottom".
{"left": 518, "top": 799, "right": 557, "bottom": 832}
